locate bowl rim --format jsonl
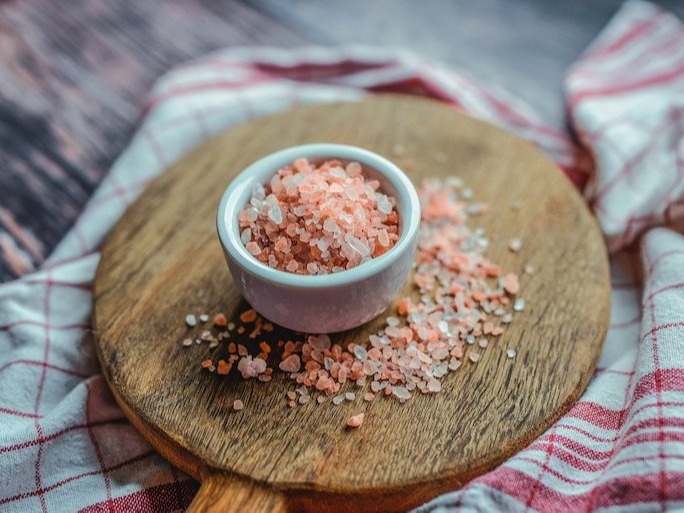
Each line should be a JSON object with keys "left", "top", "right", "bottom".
{"left": 216, "top": 143, "right": 421, "bottom": 290}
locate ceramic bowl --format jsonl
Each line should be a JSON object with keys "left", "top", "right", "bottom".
{"left": 216, "top": 143, "right": 420, "bottom": 333}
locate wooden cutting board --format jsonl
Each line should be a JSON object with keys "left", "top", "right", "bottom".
{"left": 93, "top": 96, "right": 610, "bottom": 512}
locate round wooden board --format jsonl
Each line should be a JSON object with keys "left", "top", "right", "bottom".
{"left": 93, "top": 96, "right": 610, "bottom": 513}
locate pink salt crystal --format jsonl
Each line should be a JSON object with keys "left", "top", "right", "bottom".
{"left": 279, "top": 354, "right": 301, "bottom": 373}
{"left": 346, "top": 413, "right": 365, "bottom": 428}
{"left": 427, "top": 379, "right": 442, "bottom": 393}
{"left": 503, "top": 273, "right": 520, "bottom": 295}
{"left": 245, "top": 241, "right": 262, "bottom": 256}
{"left": 237, "top": 356, "right": 266, "bottom": 379}
{"left": 233, "top": 400, "right": 244, "bottom": 411}
{"left": 252, "top": 358, "right": 267, "bottom": 374}
{"left": 274, "top": 237, "right": 289, "bottom": 253}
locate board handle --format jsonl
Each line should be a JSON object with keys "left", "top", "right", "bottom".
{"left": 187, "top": 473, "right": 288, "bottom": 513}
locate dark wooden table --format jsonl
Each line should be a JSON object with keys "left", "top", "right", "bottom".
{"left": 1, "top": 0, "right": 682, "bottom": 282}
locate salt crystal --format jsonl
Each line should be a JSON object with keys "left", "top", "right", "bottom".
{"left": 448, "top": 358, "right": 462, "bottom": 370}
{"left": 240, "top": 228, "right": 252, "bottom": 245}
{"left": 432, "top": 348, "right": 449, "bottom": 360}
{"left": 268, "top": 205, "right": 283, "bottom": 225}
{"left": 353, "top": 345, "right": 368, "bottom": 361}
{"left": 386, "top": 316, "right": 400, "bottom": 327}
{"left": 346, "top": 413, "right": 365, "bottom": 428}
{"left": 233, "top": 400, "right": 244, "bottom": 411}
{"left": 469, "top": 352, "right": 480, "bottom": 363}
{"left": 376, "top": 195, "right": 393, "bottom": 214}
{"left": 345, "top": 392, "right": 356, "bottom": 401}
{"left": 199, "top": 314, "right": 209, "bottom": 323}
{"left": 279, "top": 354, "right": 301, "bottom": 373}
{"left": 509, "top": 238, "right": 523, "bottom": 252}
{"left": 182, "top": 338, "right": 193, "bottom": 347}
{"left": 251, "top": 183, "right": 265, "bottom": 200}
{"left": 185, "top": 314, "right": 197, "bottom": 327}
{"left": 246, "top": 242, "right": 262, "bottom": 256}
{"left": 502, "top": 314, "right": 513, "bottom": 324}
{"left": 392, "top": 387, "right": 411, "bottom": 401}
{"left": 348, "top": 236, "right": 370, "bottom": 257}
{"left": 524, "top": 265, "right": 535, "bottom": 275}
{"left": 427, "top": 379, "right": 442, "bottom": 393}
{"left": 514, "top": 298, "right": 525, "bottom": 312}
{"left": 507, "top": 349, "right": 517, "bottom": 359}
{"left": 332, "top": 396, "right": 344, "bottom": 405}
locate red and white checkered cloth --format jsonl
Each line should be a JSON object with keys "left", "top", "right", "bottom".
{"left": 1, "top": 1, "right": 683, "bottom": 511}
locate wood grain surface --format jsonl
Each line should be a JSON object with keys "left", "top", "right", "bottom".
{"left": 2, "top": 0, "right": 682, "bottom": 282}
{"left": 94, "top": 96, "right": 610, "bottom": 512}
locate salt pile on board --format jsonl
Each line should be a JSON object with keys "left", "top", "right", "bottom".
{"left": 188, "top": 176, "right": 524, "bottom": 415}
{"left": 237, "top": 158, "right": 399, "bottom": 275}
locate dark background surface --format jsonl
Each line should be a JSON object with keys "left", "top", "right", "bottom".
{"left": 1, "top": 0, "right": 682, "bottom": 282}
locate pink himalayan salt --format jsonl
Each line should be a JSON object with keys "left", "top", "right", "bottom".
{"left": 238, "top": 158, "right": 399, "bottom": 274}
{"left": 346, "top": 413, "right": 365, "bottom": 428}
{"left": 279, "top": 354, "right": 301, "bottom": 373}
{"left": 237, "top": 356, "right": 267, "bottom": 378}
{"left": 200, "top": 177, "right": 522, "bottom": 411}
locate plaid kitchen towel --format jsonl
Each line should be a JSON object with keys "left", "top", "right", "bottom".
{"left": 1, "top": 1, "right": 683, "bottom": 511}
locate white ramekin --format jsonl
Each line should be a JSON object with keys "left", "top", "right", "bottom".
{"left": 216, "top": 143, "right": 420, "bottom": 333}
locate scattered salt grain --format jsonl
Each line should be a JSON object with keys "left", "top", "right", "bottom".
{"left": 182, "top": 338, "right": 193, "bottom": 347}
{"left": 346, "top": 413, "right": 365, "bottom": 428}
{"left": 279, "top": 354, "right": 301, "bottom": 373}
{"left": 513, "top": 298, "right": 525, "bottom": 312}
{"left": 189, "top": 176, "right": 527, "bottom": 417}
{"left": 185, "top": 314, "right": 197, "bottom": 327}
{"left": 507, "top": 349, "right": 517, "bottom": 359}
{"left": 509, "top": 238, "right": 523, "bottom": 252}
{"left": 199, "top": 314, "right": 209, "bottom": 322}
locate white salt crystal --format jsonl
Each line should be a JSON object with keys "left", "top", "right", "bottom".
{"left": 240, "top": 228, "right": 251, "bottom": 244}
{"left": 392, "top": 387, "right": 411, "bottom": 400}
{"left": 268, "top": 205, "right": 283, "bottom": 224}
{"left": 353, "top": 345, "right": 368, "bottom": 361}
